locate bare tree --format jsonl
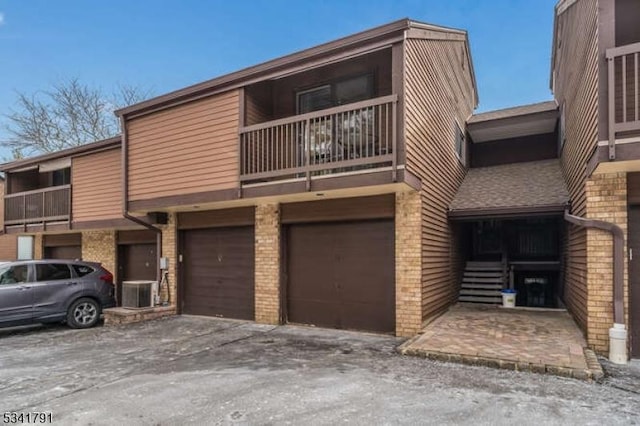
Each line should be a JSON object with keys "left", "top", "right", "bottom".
{"left": 1, "top": 78, "right": 152, "bottom": 158}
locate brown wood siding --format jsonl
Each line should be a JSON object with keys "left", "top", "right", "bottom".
{"left": 72, "top": 148, "right": 122, "bottom": 223}
{"left": 281, "top": 194, "right": 395, "bottom": 224}
{"left": 127, "top": 90, "right": 240, "bottom": 202}
{"left": 404, "top": 38, "right": 476, "bottom": 322}
{"left": 470, "top": 132, "right": 558, "bottom": 168}
{"left": 554, "top": 0, "right": 599, "bottom": 333}
{"left": 43, "top": 233, "right": 82, "bottom": 247}
{"left": 245, "top": 81, "right": 273, "bottom": 126}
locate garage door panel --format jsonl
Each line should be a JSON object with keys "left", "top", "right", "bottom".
{"left": 45, "top": 245, "right": 82, "bottom": 260}
{"left": 182, "top": 227, "right": 255, "bottom": 320}
{"left": 287, "top": 220, "right": 394, "bottom": 333}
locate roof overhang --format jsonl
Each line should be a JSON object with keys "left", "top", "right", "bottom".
{"left": 467, "top": 101, "right": 558, "bottom": 143}
{"left": 449, "top": 159, "right": 570, "bottom": 220}
{"left": 0, "top": 136, "right": 121, "bottom": 173}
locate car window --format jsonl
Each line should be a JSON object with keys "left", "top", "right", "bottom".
{"left": 0, "top": 265, "right": 29, "bottom": 285}
{"left": 72, "top": 264, "right": 94, "bottom": 277}
{"left": 36, "top": 264, "right": 72, "bottom": 282}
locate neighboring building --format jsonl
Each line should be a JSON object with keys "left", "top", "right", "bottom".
{"left": 1, "top": 3, "right": 639, "bottom": 360}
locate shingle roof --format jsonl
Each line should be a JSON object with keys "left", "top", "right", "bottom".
{"left": 449, "top": 159, "right": 569, "bottom": 214}
{"left": 467, "top": 101, "right": 557, "bottom": 124}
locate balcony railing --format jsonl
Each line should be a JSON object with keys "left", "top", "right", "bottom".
{"left": 607, "top": 42, "right": 640, "bottom": 158}
{"left": 4, "top": 185, "right": 71, "bottom": 225}
{"left": 239, "top": 94, "right": 397, "bottom": 185}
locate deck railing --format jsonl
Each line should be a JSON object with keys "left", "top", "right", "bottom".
{"left": 239, "top": 94, "right": 397, "bottom": 185}
{"left": 4, "top": 185, "right": 71, "bottom": 225}
{"left": 607, "top": 42, "right": 640, "bottom": 158}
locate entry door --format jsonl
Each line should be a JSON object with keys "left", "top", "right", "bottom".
{"left": 117, "top": 244, "right": 156, "bottom": 306}
{"left": 286, "top": 220, "right": 395, "bottom": 333}
{"left": 629, "top": 206, "right": 640, "bottom": 357}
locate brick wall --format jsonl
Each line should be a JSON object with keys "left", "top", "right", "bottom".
{"left": 159, "top": 213, "right": 177, "bottom": 306}
{"left": 395, "top": 190, "right": 422, "bottom": 337}
{"left": 81, "top": 230, "right": 116, "bottom": 279}
{"left": 585, "top": 172, "right": 629, "bottom": 354}
{"left": 255, "top": 204, "right": 280, "bottom": 324}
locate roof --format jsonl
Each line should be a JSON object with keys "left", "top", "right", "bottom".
{"left": 116, "top": 18, "right": 477, "bottom": 118}
{"left": 467, "top": 101, "right": 558, "bottom": 143}
{"left": 449, "top": 159, "right": 569, "bottom": 218}
{"left": 0, "top": 136, "right": 121, "bottom": 172}
{"left": 468, "top": 101, "right": 557, "bottom": 124}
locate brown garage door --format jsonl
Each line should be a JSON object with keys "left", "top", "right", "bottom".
{"left": 44, "top": 234, "right": 81, "bottom": 260}
{"left": 181, "top": 227, "right": 255, "bottom": 320}
{"left": 286, "top": 220, "right": 395, "bottom": 333}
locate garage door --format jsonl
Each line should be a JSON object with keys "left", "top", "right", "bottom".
{"left": 43, "top": 234, "right": 81, "bottom": 260}
{"left": 181, "top": 227, "right": 255, "bottom": 319}
{"left": 287, "top": 220, "right": 395, "bottom": 333}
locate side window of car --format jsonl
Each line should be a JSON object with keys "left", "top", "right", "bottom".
{"left": 72, "top": 265, "right": 94, "bottom": 277}
{"left": 36, "top": 264, "right": 72, "bottom": 282}
{"left": 0, "top": 265, "right": 29, "bottom": 285}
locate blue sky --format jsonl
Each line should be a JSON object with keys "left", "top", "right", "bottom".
{"left": 0, "top": 0, "right": 557, "bottom": 158}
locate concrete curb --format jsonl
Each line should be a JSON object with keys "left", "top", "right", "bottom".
{"left": 399, "top": 346, "right": 603, "bottom": 382}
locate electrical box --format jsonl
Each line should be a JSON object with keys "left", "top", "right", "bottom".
{"left": 160, "top": 257, "right": 169, "bottom": 270}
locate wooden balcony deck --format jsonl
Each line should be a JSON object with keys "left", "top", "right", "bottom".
{"left": 4, "top": 185, "right": 71, "bottom": 226}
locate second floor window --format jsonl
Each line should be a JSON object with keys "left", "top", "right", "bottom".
{"left": 296, "top": 74, "right": 374, "bottom": 114}
{"left": 52, "top": 167, "right": 71, "bottom": 186}
{"left": 455, "top": 122, "right": 465, "bottom": 163}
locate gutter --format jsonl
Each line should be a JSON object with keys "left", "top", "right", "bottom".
{"left": 119, "top": 116, "right": 163, "bottom": 286}
{"left": 563, "top": 210, "right": 628, "bottom": 364}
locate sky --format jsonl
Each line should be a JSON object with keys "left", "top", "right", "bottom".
{"left": 0, "top": 0, "right": 558, "bottom": 159}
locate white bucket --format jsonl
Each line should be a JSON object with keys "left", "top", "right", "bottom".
{"left": 501, "top": 290, "right": 516, "bottom": 308}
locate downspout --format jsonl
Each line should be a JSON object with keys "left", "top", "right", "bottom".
{"left": 563, "top": 210, "right": 627, "bottom": 364}
{"left": 120, "top": 115, "right": 163, "bottom": 287}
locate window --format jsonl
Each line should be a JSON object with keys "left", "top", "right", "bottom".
{"left": 455, "top": 122, "right": 465, "bottom": 164}
{"left": 72, "top": 264, "right": 94, "bottom": 277}
{"left": 0, "top": 265, "right": 29, "bottom": 285}
{"left": 296, "top": 74, "right": 374, "bottom": 114}
{"left": 52, "top": 168, "right": 71, "bottom": 186}
{"left": 36, "top": 263, "right": 72, "bottom": 282}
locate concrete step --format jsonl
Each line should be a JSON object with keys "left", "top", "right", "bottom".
{"left": 460, "top": 289, "right": 503, "bottom": 297}
{"left": 460, "top": 283, "right": 504, "bottom": 290}
{"left": 462, "top": 277, "right": 504, "bottom": 284}
{"left": 465, "top": 261, "right": 502, "bottom": 269}
{"left": 463, "top": 271, "right": 503, "bottom": 278}
{"left": 458, "top": 295, "right": 502, "bottom": 304}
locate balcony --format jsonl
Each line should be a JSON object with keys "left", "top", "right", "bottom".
{"left": 239, "top": 94, "right": 398, "bottom": 186}
{"left": 4, "top": 185, "right": 71, "bottom": 226}
{"left": 607, "top": 42, "right": 640, "bottom": 155}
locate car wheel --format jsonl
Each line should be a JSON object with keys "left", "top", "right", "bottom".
{"left": 67, "top": 298, "right": 101, "bottom": 329}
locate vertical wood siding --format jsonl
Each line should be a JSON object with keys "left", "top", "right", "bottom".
{"left": 554, "top": 0, "right": 599, "bottom": 331}
{"left": 72, "top": 148, "right": 122, "bottom": 222}
{"left": 127, "top": 90, "right": 240, "bottom": 201}
{"left": 0, "top": 180, "right": 17, "bottom": 260}
{"left": 404, "top": 38, "right": 476, "bottom": 321}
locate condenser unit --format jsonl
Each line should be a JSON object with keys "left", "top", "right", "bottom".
{"left": 122, "top": 280, "right": 157, "bottom": 309}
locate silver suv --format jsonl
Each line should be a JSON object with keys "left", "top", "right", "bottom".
{"left": 0, "top": 260, "right": 116, "bottom": 329}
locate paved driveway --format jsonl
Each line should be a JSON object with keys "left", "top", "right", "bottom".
{"left": 0, "top": 317, "right": 638, "bottom": 425}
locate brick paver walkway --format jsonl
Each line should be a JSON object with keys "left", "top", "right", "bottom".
{"left": 401, "top": 304, "right": 598, "bottom": 378}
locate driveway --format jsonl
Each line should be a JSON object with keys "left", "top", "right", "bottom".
{"left": 0, "top": 317, "right": 638, "bottom": 425}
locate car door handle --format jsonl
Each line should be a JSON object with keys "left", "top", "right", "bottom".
{"left": 67, "top": 282, "right": 79, "bottom": 286}
{"left": 18, "top": 286, "right": 31, "bottom": 290}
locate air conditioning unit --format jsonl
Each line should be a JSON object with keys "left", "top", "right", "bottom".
{"left": 122, "top": 280, "right": 158, "bottom": 309}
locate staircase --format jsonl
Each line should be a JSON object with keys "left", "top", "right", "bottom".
{"left": 458, "top": 261, "right": 504, "bottom": 304}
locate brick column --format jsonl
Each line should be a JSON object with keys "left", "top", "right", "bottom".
{"left": 159, "top": 213, "right": 177, "bottom": 306}
{"left": 585, "top": 172, "right": 628, "bottom": 355}
{"left": 255, "top": 204, "right": 281, "bottom": 324}
{"left": 82, "top": 230, "right": 116, "bottom": 278}
{"left": 395, "top": 190, "right": 422, "bottom": 337}
{"left": 33, "top": 234, "right": 43, "bottom": 260}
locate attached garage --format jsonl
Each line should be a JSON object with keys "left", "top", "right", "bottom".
{"left": 178, "top": 208, "right": 255, "bottom": 320}
{"left": 282, "top": 195, "right": 395, "bottom": 333}
{"left": 43, "top": 233, "right": 82, "bottom": 260}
